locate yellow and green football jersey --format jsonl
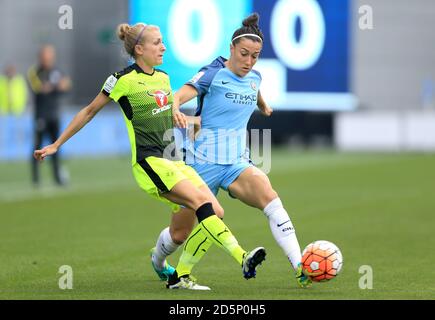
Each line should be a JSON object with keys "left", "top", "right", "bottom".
{"left": 102, "top": 63, "right": 175, "bottom": 164}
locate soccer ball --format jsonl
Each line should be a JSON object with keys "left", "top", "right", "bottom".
{"left": 301, "top": 240, "right": 343, "bottom": 282}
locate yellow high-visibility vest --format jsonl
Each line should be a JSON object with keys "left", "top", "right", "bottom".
{"left": 0, "top": 75, "right": 27, "bottom": 115}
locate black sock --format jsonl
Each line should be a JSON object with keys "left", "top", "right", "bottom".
{"left": 195, "top": 202, "right": 215, "bottom": 223}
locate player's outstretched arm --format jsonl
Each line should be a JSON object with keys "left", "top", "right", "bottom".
{"left": 33, "top": 92, "right": 111, "bottom": 161}
{"left": 257, "top": 90, "right": 273, "bottom": 117}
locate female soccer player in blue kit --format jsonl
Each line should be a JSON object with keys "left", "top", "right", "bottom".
{"left": 152, "top": 13, "right": 312, "bottom": 289}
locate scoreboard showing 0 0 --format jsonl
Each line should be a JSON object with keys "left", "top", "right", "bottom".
{"left": 130, "top": 0, "right": 355, "bottom": 111}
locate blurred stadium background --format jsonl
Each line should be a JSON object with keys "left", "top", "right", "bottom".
{"left": 0, "top": 0, "right": 434, "bottom": 299}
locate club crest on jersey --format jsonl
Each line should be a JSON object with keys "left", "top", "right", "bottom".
{"left": 147, "top": 90, "right": 172, "bottom": 115}
{"left": 250, "top": 81, "right": 257, "bottom": 91}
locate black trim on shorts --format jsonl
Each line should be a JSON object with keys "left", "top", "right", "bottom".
{"left": 137, "top": 158, "right": 169, "bottom": 193}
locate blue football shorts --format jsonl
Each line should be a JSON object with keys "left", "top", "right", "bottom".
{"left": 191, "top": 160, "right": 253, "bottom": 196}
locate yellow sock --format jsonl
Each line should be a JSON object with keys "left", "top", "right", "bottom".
{"left": 176, "top": 224, "right": 213, "bottom": 277}
{"left": 199, "top": 215, "right": 246, "bottom": 266}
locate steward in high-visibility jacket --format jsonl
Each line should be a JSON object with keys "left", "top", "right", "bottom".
{"left": 0, "top": 69, "right": 27, "bottom": 115}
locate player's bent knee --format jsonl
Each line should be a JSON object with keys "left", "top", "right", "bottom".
{"left": 214, "top": 205, "right": 224, "bottom": 219}
{"left": 261, "top": 190, "right": 279, "bottom": 208}
{"left": 267, "top": 190, "right": 279, "bottom": 202}
{"left": 192, "top": 192, "right": 213, "bottom": 211}
{"left": 181, "top": 190, "right": 209, "bottom": 211}
{"left": 170, "top": 228, "right": 191, "bottom": 244}
{"left": 171, "top": 232, "right": 188, "bottom": 244}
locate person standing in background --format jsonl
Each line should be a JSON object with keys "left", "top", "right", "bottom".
{"left": 0, "top": 64, "right": 28, "bottom": 162}
{"left": 28, "top": 45, "right": 72, "bottom": 187}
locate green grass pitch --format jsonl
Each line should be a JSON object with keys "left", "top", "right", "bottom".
{"left": 1, "top": 149, "right": 434, "bottom": 299}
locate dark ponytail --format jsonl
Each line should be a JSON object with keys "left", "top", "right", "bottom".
{"left": 231, "top": 12, "right": 264, "bottom": 45}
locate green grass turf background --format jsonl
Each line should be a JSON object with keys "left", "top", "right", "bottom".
{"left": 1, "top": 149, "right": 434, "bottom": 299}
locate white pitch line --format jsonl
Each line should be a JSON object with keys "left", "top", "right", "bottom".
{"left": 0, "top": 180, "right": 135, "bottom": 204}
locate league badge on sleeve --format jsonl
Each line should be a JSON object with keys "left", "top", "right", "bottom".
{"left": 189, "top": 71, "right": 205, "bottom": 84}
{"left": 103, "top": 75, "right": 118, "bottom": 94}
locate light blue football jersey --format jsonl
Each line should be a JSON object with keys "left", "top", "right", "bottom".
{"left": 185, "top": 56, "right": 262, "bottom": 164}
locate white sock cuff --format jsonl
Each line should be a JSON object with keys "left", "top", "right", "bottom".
{"left": 263, "top": 197, "right": 283, "bottom": 217}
